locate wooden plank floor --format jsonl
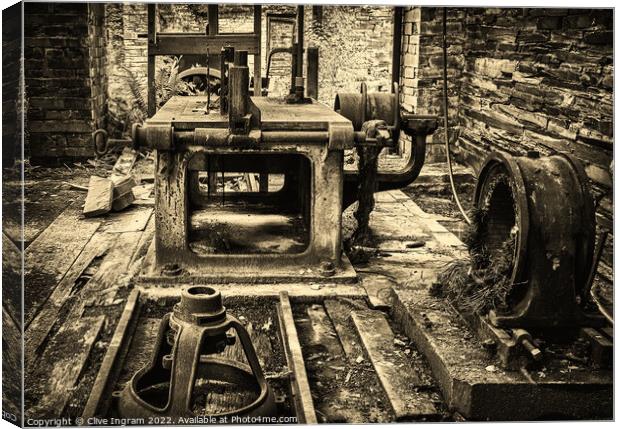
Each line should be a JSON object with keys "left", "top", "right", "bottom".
{"left": 23, "top": 186, "right": 460, "bottom": 420}
{"left": 24, "top": 204, "right": 153, "bottom": 419}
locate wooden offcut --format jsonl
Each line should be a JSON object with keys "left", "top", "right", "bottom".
{"left": 323, "top": 299, "right": 364, "bottom": 361}
{"left": 83, "top": 176, "right": 114, "bottom": 217}
{"left": 82, "top": 290, "right": 141, "bottom": 420}
{"left": 111, "top": 175, "right": 137, "bottom": 211}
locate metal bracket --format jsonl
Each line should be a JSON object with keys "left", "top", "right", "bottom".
{"left": 146, "top": 125, "right": 174, "bottom": 151}
{"left": 328, "top": 122, "right": 354, "bottom": 150}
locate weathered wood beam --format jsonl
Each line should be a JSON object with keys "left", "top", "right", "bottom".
{"left": 149, "top": 34, "right": 259, "bottom": 56}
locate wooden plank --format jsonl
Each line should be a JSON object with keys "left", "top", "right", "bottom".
{"left": 128, "top": 215, "right": 155, "bottom": 267}
{"left": 150, "top": 34, "right": 259, "bottom": 56}
{"left": 81, "top": 231, "right": 144, "bottom": 308}
{"left": 110, "top": 147, "right": 138, "bottom": 179}
{"left": 27, "top": 316, "right": 105, "bottom": 418}
{"left": 27, "top": 230, "right": 145, "bottom": 413}
{"left": 2, "top": 307, "right": 22, "bottom": 421}
{"left": 24, "top": 206, "right": 101, "bottom": 327}
{"left": 245, "top": 173, "right": 258, "bottom": 192}
{"left": 100, "top": 206, "right": 153, "bottom": 233}
{"left": 295, "top": 303, "right": 389, "bottom": 423}
{"left": 351, "top": 310, "right": 438, "bottom": 420}
{"left": 82, "top": 290, "right": 141, "bottom": 419}
{"left": 25, "top": 232, "right": 117, "bottom": 371}
{"left": 277, "top": 292, "right": 318, "bottom": 424}
{"left": 83, "top": 176, "right": 114, "bottom": 217}
{"left": 305, "top": 304, "right": 345, "bottom": 356}
{"left": 323, "top": 299, "right": 364, "bottom": 361}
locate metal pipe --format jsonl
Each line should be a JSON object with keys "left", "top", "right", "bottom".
{"left": 296, "top": 5, "right": 304, "bottom": 78}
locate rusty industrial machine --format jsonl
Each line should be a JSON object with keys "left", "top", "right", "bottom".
{"left": 80, "top": 5, "right": 612, "bottom": 422}
{"left": 127, "top": 4, "right": 437, "bottom": 283}
{"left": 119, "top": 286, "right": 276, "bottom": 419}
{"left": 460, "top": 150, "right": 611, "bottom": 369}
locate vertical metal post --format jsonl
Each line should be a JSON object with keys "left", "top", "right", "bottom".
{"left": 147, "top": 4, "right": 156, "bottom": 117}
{"left": 207, "top": 4, "right": 218, "bottom": 35}
{"left": 229, "top": 51, "right": 249, "bottom": 133}
{"left": 391, "top": 7, "right": 403, "bottom": 88}
{"left": 219, "top": 47, "right": 234, "bottom": 115}
{"left": 306, "top": 47, "right": 319, "bottom": 99}
{"left": 253, "top": 5, "right": 262, "bottom": 97}
{"left": 207, "top": 5, "right": 219, "bottom": 189}
{"left": 312, "top": 6, "right": 323, "bottom": 24}
{"left": 290, "top": 43, "right": 298, "bottom": 95}
{"left": 296, "top": 5, "right": 304, "bottom": 79}
{"left": 254, "top": 5, "right": 267, "bottom": 190}
{"left": 390, "top": 7, "right": 404, "bottom": 155}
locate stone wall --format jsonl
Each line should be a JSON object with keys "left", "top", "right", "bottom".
{"left": 24, "top": 2, "right": 107, "bottom": 164}
{"left": 402, "top": 7, "right": 613, "bottom": 289}
{"left": 305, "top": 5, "right": 394, "bottom": 105}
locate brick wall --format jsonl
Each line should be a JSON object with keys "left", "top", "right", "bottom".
{"left": 24, "top": 2, "right": 107, "bottom": 164}
{"left": 2, "top": 3, "right": 22, "bottom": 165}
{"left": 402, "top": 7, "right": 613, "bottom": 290}
{"left": 399, "top": 7, "right": 466, "bottom": 161}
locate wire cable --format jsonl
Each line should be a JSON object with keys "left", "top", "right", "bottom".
{"left": 442, "top": 7, "right": 472, "bottom": 225}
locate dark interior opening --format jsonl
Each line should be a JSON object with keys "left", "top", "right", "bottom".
{"left": 480, "top": 175, "right": 517, "bottom": 260}
{"left": 187, "top": 153, "right": 311, "bottom": 255}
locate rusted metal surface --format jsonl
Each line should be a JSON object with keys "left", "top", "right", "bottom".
{"left": 474, "top": 151, "right": 602, "bottom": 329}
{"left": 135, "top": 74, "right": 355, "bottom": 278}
{"left": 118, "top": 286, "right": 276, "bottom": 419}
{"left": 335, "top": 85, "right": 438, "bottom": 207}
{"left": 306, "top": 47, "right": 319, "bottom": 100}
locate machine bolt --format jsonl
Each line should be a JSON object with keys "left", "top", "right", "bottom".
{"left": 512, "top": 328, "right": 543, "bottom": 362}
{"left": 320, "top": 261, "right": 336, "bottom": 277}
{"left": 161, "top": 263, "right": 183, "bottom": 276}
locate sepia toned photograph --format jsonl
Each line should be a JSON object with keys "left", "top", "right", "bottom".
{"left": 1, "top": 0, "right": 614, "bottom": 426}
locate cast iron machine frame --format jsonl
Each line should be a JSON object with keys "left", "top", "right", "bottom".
{"left": 131, "top": 6, "right": 438, "bottom": 282}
